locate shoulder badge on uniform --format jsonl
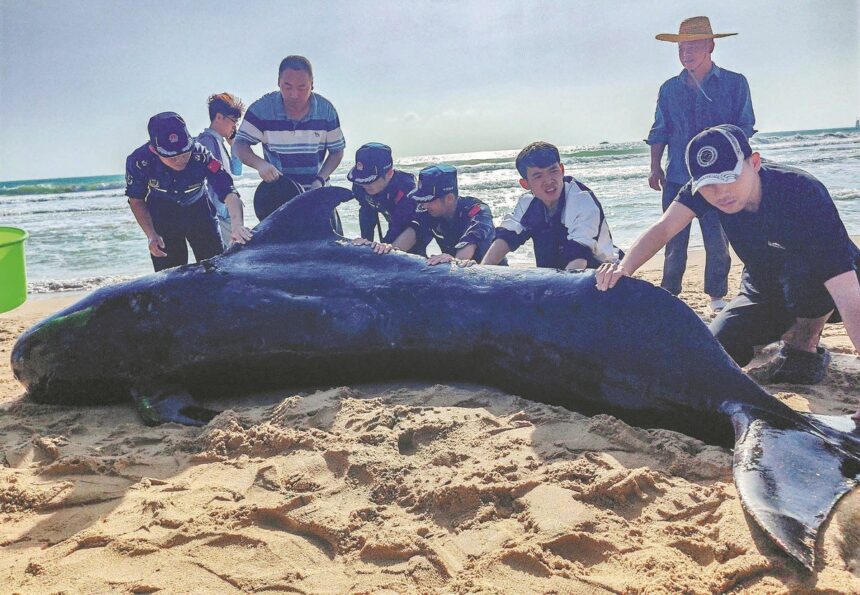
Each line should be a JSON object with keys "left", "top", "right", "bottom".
{"left": 207, "top": 160, "right": 220, "bottom": 173}
{"left": 468, "top": 204, "right": 481, "bottom": 218}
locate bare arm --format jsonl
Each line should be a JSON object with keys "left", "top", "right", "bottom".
{"left": 224, "top": 193, "right": 253, "bottom": 244}
{"left": 128, "top": 198, "right": 166, "bottom": 257}
{"left": 648, "top": 143, "right": 667, "bottom": 191}
{"left": 454, "top": 243, "right": 476, "bottom": 260}
{"left": 595, "top": 201, "right": 696, "bottom": 290}
{"left": 481, "top": 238, "right": 511, "bottom": 265}
{"left": 392, "top": 227, "right": 417, "bottom": 252}
{"left": 317, "top": 150, "right": 344, "bottom": 183}
{"left": 233, "top": 140, "right": 281, "bottom": 182}
{"left": 824, "top": 270, "right": 860, "bottom": 355}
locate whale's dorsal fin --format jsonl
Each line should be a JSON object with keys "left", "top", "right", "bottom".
{"left": 252, "top": 186, "right": 353, "bottom": 244}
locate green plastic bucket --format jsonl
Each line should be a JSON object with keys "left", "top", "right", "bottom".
{"left": 0, "top": 227, "right": 29, "bottom": 313}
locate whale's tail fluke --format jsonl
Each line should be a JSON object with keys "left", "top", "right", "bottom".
{"left": 728, "top": 403, "right": 860, "bottom": 570}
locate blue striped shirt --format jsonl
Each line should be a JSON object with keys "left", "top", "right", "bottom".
{"left": 647, "top": 65, "right": 756, "bottom": 184}
{"left": 236, "top": 92, "right": 345, "bottom": 187}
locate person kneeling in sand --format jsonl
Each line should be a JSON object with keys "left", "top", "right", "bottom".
{"left": 368, "top": 164, "right": 495, "bottom": 267}
{"left": 481, "top": 141, "right": 621, "bottom": 270}
{"left": 596, "top": 124, "right": 860, "bottom": 386}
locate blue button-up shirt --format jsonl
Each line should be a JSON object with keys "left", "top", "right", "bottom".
{"left": 646, "top": 64, "right": 756, "bottom": 184}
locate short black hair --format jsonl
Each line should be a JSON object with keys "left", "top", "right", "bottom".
{"left": 207, "top": 92, "right": 245, "bottom": 122}
{"left": 515, "top": 141, "right": 561, "bottom": 179}
{"left": 278, "top": 55, "right": 313, "bottom": 78}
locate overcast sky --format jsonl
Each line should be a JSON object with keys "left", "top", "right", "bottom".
{"left": 1, "top": 0, "right": 857, "bottom": 181}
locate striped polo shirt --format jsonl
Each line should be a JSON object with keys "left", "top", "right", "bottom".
{"left": 236, "top": 91, "right": 346, "bottom": 187}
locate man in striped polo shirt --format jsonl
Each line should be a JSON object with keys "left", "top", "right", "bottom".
{"left": 233, "top": 55, "right": 345, "bottom": 190}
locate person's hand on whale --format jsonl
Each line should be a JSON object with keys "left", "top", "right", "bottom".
{"left": 148, "top": 234, "right": 167, "bottom": 257}
{"left": 426, "top": 253, "right": 455, "bottom": 266}
{"left": 230, "top": 223, "right": 253, "bottom": 245}
{"left": 350, "top": 238, "right": 395, "bottom": 254}
{"left": 426, "top": 254, "right": 476, "bottom": 267}
{"left": 595, "top": 261, "right": 629, "bottom": 291}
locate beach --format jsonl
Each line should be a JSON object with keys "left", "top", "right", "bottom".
{"left": 2, "top": 249, "right": 858, "bottom": 594}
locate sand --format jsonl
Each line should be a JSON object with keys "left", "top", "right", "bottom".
{"left": 1, "top": 251, "right": 858, "bottom": 594}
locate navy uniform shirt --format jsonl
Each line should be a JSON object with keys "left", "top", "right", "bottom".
{"left": 124, "top": 142, "right": 237, "bottom": 207}
{"left": 410, "top": 196, "right": 496, "bottom": 261}
{"left": 676, "top": 160, "right": 860, "bottom": 293}
{"left": 352, "top": 170, "right": 418, "bottom": 243}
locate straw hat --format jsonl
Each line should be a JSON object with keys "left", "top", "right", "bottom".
{"left": 656, "top": 16, "right": 737, "bottom": 42}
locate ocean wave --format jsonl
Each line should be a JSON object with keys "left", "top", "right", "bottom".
{"left": 1, "top": 175, "right": 256, "bottom": 198}
{"left": 29, "top": 274, "right": 138, "bottom": 294}
{"left": 0, "top": 178, "right": 126, "bottom": 196}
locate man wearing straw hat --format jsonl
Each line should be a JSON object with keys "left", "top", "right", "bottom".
{"left": 646, "top": 16, "right": 756, "bottom": 314}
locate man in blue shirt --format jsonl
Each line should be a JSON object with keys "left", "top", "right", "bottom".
{"left": 197, "top": 92, "right": 250, "bottom": 248}
{"left": 597, "top": 125, "right": 860, "bottom": 387}
{"left": 647, "top": 16, "right": 756, "bottom": 313}
{"left": 346, "top": 142, "right": 419, "bottom": 251}
{"left": 233, "top": 55, "right": 345, "bottom": 190}
{"left": 124, "top": 112, "right": 251, "bottom": 272}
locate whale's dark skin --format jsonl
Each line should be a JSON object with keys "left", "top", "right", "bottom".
{"left": 10, "top": 187, "right": 860, "bottom": 571}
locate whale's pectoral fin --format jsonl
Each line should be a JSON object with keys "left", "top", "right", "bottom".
{"left": 131, "top": 386, "right": 220, "bottom": 427}
{"left": 727, "top": 404, "right": 860, "bottom": 571}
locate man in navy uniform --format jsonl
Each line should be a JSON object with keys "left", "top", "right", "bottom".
{"left": 383, "top": 164, "right": 496, "bottom": 265}
{"left": 346, "top": 143, "right": 420, "bottom": 253}
{"left": 124, "top": 112, "right": 251, "bottom": 272}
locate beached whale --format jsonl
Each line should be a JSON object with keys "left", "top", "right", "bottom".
{"left": 10, "top": 187, "right": 859, "bottom": 571}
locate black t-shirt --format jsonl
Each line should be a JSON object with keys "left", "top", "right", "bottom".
{"left": 676, "top": 160, "right": 859, "bottom": 289}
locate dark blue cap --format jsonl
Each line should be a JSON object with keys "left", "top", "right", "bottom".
{"left": 347, "top": 142, "right": 393, "bottom": 184}
{"left": 686, "top": 124, "right": 753, "bottom": 194}
{"left": 148, "top": 112, "right": 193, "bottom": 157}
{"left": 409, "top": 164, "right": 458, "bottom": 202}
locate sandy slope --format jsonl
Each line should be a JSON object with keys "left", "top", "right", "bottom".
{"left": 1, "top": 253, "right": 858, "bottom": 594}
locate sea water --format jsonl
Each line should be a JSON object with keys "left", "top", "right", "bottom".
{"left": 1, "top": 128, "right": 858, "bottom": 294}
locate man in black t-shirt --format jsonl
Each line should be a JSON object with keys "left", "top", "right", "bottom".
{"left": 596, "top": 125, "right": 860, "bottom": 389}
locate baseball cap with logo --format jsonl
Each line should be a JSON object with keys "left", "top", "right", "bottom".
{"left": 347, "top": 142, "right": 394, "bottom": 184}
{"left": 409, "top": 164, "right": 458, "bottom": 205}
{"left": 148, "top": 112, "right": 194, "bottom": 157}
{"left": 686, "top": 124, "right": 753, "bottom": 194}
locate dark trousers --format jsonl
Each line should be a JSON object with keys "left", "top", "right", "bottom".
{"left": 660, "top": 181, "right": 730, "bottom": 297}
{"left": 148, "top": 197, "right": 223, "bottom": 272}
{"left": 709, "top": 267, "right": 848, "bottom": 366}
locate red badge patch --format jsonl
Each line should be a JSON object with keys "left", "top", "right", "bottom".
{"left": 207, "top": 159, "right": 221, "bottom": 173}
{"left": 468, "top": 205, "right": 481, "bottom": 218}
{"left": 394, "top": 191, "right": 404, "bottom": 204}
